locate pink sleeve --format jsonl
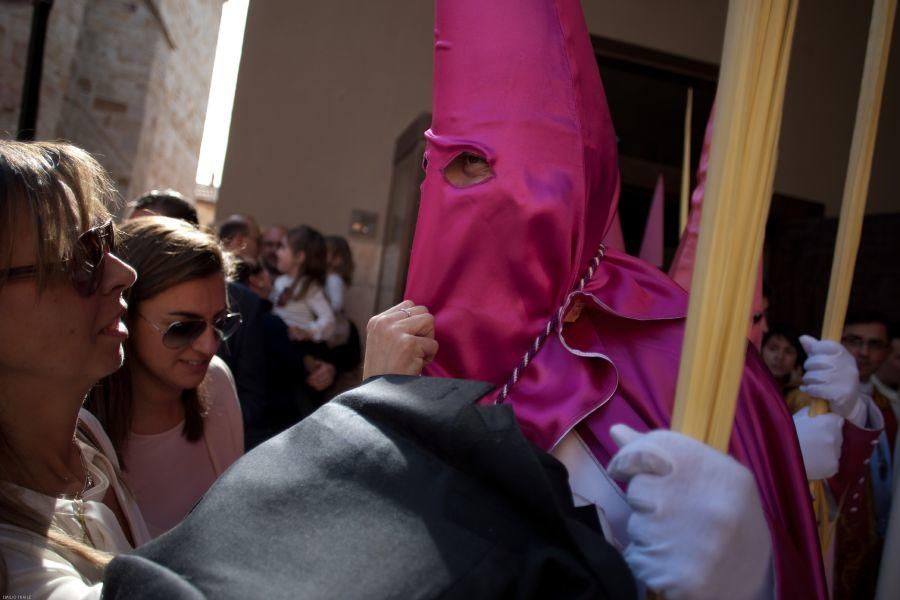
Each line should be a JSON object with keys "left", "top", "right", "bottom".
{"left": 204, "top": 357, "right": 245, "bottom": 471}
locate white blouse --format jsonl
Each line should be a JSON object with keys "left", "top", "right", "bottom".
{"left": 271, "top": 275, "right": 336, "bottom": 342}
{"left": 0, "top": 410, "right": 150, "bottom": 598}
{"left": 324, "top": 272, "right": 351, "bottom": 347}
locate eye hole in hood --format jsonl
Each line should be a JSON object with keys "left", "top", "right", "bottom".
{"left": 443, "top": 152, "right": 494, "bottom": 188}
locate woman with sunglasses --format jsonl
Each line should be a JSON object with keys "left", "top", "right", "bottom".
{"left": 0, "top": 140, "right": 147, "bottom": 596}
{"left": 86, "top": 216, "right": 244, "bottom": 539}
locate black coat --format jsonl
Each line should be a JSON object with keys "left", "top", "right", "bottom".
{"left": 217, "top": 282, "right": 271, "bottom": 445}
{"left": 219, "top": 282, "right": 314, "bottom": 448}
{"left": 102, "top": 376, "right": 636, "bottom": 599}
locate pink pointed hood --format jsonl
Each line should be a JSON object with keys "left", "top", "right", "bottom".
{"left": 669, "top": 106, "right": 715, "bottom": 289}
{"left": 405, "top": 0, "right": 619, "bottom": 385}
{"left": 639, "top": 174, "right": 665, "bottom": 267}
{"left": 404, "top": 3, "right": 825, "bottom": 596}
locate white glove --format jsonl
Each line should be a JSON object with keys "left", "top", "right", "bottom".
{"left": 793, "top": 406, "right": 844, "bottom": 480}
{"left": 799, "top": 335, "right": 866, "bottom": 427}
{"left": 608, "top": 424, "right": 772, "bottom": 600}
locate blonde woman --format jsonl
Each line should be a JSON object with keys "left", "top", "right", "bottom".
{"left": 0, "top": 140, "right": 149, "bottom": 597}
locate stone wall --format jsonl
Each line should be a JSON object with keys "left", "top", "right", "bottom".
{"left": 55, "top": 1, "right": 161, "bottom": 196}
{"left": 37, "top": 0, "right": 89, "bottom": 140}
{"left": 127, "top": 0, "right": 223, "bottom": 203}
{"left": 0, "top": 2, "right": 35, "bottom": 137}
{"left": 0, "top": 0, "right": 222, "bottom": 208}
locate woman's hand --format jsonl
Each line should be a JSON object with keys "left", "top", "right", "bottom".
{"left": 363, "top": 300, "right": 438, "bottom": 380}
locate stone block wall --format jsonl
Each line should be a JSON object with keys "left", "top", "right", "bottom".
{"left": 0, "top": 2, "right": 35, "bottom": 137}
{"left": 127, "top": 0, "right": 223, "bottom": 203}
{"left": 0, "top": 0, "right": 222, "bottom": 209}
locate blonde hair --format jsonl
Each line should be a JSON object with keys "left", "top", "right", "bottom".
{"left": 0, "top": 140, "right": 113, "bottom": 288}
{"left": 0, "top": 140, "right": 118, "bottom": 591}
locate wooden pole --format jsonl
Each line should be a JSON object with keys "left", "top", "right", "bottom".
{"left": 808, "top": 0, "right": 896, "bottom": 555}
{"left": 671, "top": 0, "right": 798, "bottom": 452}
{"left": 820, "top": 0, "right": 896, "bottom": 342}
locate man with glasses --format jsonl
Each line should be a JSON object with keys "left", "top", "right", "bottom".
{"left": 841, "top": 312, "right": 896, "bottom": 458}
{"left": 843, "top": 313, "right": 893, "bottom": 388}
{"left": 835, "top": 311, "right": 896, "bottom": 599}
{"left": 874, "top": 333, "right": 900, "bottom": 419}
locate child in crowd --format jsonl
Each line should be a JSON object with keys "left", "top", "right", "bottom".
{"left": 761, "top": 327, "right": 806, "bottom": 398}
{"left": 324, "top": 235, "right": 353, "bottom": 348}
{"left": 86, "top": 217, "right": 244, "bottom": 539}
{"left": 322, "top": 235, "right": 362, "bottom": 374}
{"left": 271, "top": 225, "right": 335, "bottom": 343}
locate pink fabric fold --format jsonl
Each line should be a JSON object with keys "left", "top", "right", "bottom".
{"left": 604, "top": 209, "right": 626, "bottom": 252}
{"left": 669, "top": 107, "right": 715, "bottom": 290}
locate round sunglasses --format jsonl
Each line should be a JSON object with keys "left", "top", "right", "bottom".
{"left": 138, "top": 312, "right": 242, "bottom": 349}
{"left": 0, "top": 220, "right": 115, "bottom": 296}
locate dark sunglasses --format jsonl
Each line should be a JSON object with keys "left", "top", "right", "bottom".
{"left": 0, "top": 220, "right": 115, "bottom": 296}
{"left": 138, "top": 312, "right": 242, "bottom": 349}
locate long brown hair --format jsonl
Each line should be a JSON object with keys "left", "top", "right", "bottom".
{"left": 0, "top": 140, "right": 118, "bottom": 589}
{"left": 283, "top": 225, "right": 327, "bottom": 301}
{"left": 325, "top": 235, "right": 354, "bottom": 284}
{"left": 85, "top": 217, "right": 230, "bottom": 468}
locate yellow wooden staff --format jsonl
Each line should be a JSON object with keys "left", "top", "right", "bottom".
{"left": 650, "top": 4, "right": 797, "bottom": 597}
{"left": 679, "top": 88, "right": 693, "bottom": 234}
{"left": 808, "top": 0, "right": 896, "bottom": 554}
{"left": 671, "top": 0, "right": 798, "bottom": 451}
{"left": 818, "top": 0, "right": 895, "bottom": 346}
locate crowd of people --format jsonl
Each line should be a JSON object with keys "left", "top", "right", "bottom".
{"left": 0, "top": 0, "right": 897, "bottom": 598}
{"left": 0, "top": 126, "right": 897, "bottom": 600}
{"left": 0, "top": 141, "right": 370, "bottom": 596}
{"left": 759, "top": 312, "right": 899, "bottom": 598}
{"left": 122, "top": 189, "right": 362, "bottom": 450}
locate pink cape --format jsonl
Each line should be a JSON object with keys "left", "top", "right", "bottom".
{"left": 405, "top": 0, "right": 826, "bottom": 596}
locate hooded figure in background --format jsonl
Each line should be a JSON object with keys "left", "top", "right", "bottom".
{"left": 405, "top": 0, "right": 880, "bottom": 597}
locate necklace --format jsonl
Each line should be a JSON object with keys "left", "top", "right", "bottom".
{"left": 78, "top": 452, "right": 95, "bottom": 499}
{"left": 58, "top": 440, "right": 94, "bottom": 501}
{"left": 68, "top": 441, "right": 96, "bottom": 546}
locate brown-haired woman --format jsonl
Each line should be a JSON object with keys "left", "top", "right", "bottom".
{"left": 0, "top": 140, "right": 147, "bottom": 596}
{"left": 324, "top": 235, "right": 353, "bottom": 348}
{"left": 86, "top": 217, "right": 244, "bottom": 538}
